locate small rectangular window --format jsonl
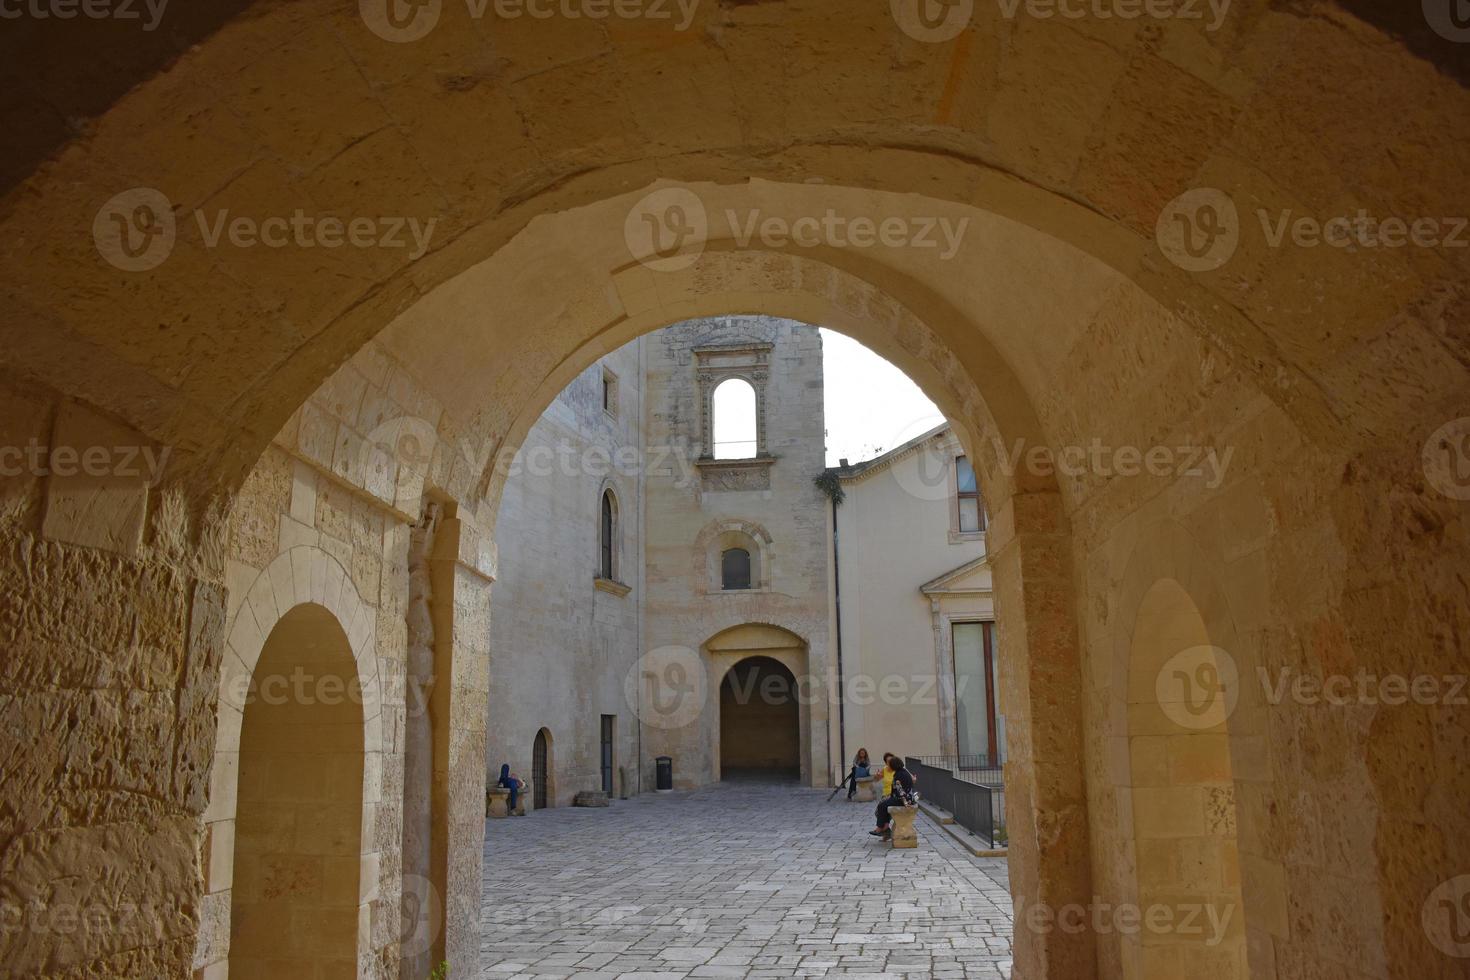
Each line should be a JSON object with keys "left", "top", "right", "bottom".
{"left": 956, "top": 455, "right": 986, "bottom": 532}
{"left": 602, "top": 368, "right": 618, "bottom": 418}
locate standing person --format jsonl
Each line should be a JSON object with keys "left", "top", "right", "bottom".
{"left": 870, "top": 754, "right": 915, "bottom": 841}
{"left": 497, "top": 763, "right": 526, "bottom": 815}
{"left": 846, "top": 747, "right": 872, "bottom": 801}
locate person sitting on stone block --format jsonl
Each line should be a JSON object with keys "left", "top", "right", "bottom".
{"left": 497, "top": 763, "right": 526, "bottom": 814}
{"left": 846, "top": 747, "right": 872, "bottom": 801}
{"left": 869, "top": 754, "right": 916, "bottom": 842}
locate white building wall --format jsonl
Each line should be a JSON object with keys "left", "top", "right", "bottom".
{"left": 833, "top": 429, "right": 994, "bottom": 769}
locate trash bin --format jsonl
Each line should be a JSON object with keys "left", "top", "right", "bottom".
{"left": 655, "top": 756, "right": 673, "bottom": 792}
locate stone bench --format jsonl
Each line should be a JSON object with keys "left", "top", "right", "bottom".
{"left": 852, "top": 775, "right": 878, "bottom": 802}
{"left": 486, "top": 786, "right": 529, "bottom": 818}
{"left": 887, "top": 805, "right": 918, "bottom": 849}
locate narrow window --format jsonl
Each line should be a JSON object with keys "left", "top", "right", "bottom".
{"left": 721, "top": 547, "right": 752, "bottom": 590}
{"left": 600, "top": 490, "right": 615, "bottom": 580}
{"left": 712, "top": 378, "right": 757, "bottom": 460}
{"left": 602, "top": 367, "right": 618, "bottom": 418}
{"left": 956, "top": 455, "right": 986, "bottom": 532}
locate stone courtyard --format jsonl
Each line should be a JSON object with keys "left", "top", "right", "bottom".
{"left": 480, "top": 782, "right": 1012, "bottom": 979}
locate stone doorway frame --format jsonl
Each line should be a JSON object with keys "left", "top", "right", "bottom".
{"left": 196, "top": 546, "right": 383, "bottom": 978}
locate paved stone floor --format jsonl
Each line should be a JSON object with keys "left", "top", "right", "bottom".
{"left": 480, "top": 780, "right": 1013, "bottom": 978}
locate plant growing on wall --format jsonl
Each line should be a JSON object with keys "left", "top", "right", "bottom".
{"left": 814, "top": 469, "right": 845, "bottom": 506}
{"left": 429, "top": 962, "right": 449, "bottom": 980}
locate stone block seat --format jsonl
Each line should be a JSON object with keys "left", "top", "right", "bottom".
{"left": 852, "top": 775, "right": 878, "bottom": 802}
{"left": 486, "top": 786, "right": 530, "bottom": 818}
{"left": 887, "top": 805, "right": 918, "bottom": 849}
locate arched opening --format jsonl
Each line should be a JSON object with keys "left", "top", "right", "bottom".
{"left": 711, "top": 377, "right": 758, "bottom": 460}
{"left": 719, "top": 656, "right": 800, "bottom": 780}
{"left": 1125, "top": 579, "right": 1246, "bottom": 979}
{"left": 532, "top": 728, "right": 552, "bottom": 811}
{"left": 599, "top": 488, "right": 617, "bottom": 581}
{"left": 229, "top": 603, "right": 364, "bottom": 980}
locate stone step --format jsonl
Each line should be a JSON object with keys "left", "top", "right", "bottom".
{"left": 917, "top": 802, "right": 1006, "bottom": 858}
{"left": 572, "top": 790, "right": 611, "bottom": 807}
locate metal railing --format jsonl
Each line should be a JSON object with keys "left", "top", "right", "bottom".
{"left": 911, "top": 756, "right": 1005, "bottom": 848}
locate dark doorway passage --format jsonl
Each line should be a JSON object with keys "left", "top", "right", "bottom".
{"left": 532, "top": 728, "right": 551, "bottom": 810}
{"left": 719, "top": 657, "right": 800, "bottom": 780}
{"left": 600, "top": 714, "right": 615, "bottom": 795}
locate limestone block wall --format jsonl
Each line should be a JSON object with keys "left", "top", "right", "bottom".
{"left": 833, "top": 428, "right": 993, "bottom": 768}
{"left": 201, "top": 338, "right": 494, "bottom": 980}
{"left": 640, "top": 317, "right": 833, "bottom": 789}
{"left": 486, "top": 340, "right": 645, "bottom": 806}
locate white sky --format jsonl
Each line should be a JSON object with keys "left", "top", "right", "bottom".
{"left": 821, "top": 328, "right": 943, "bottom": 468}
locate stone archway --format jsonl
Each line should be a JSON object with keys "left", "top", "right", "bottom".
{"left": 1124, "top": 579, "right": 1246, "bottom": 978}
{"left": 719, "top": 656, "right": 801, "bottom": 780}
{"left": 704, "top": 625, "right": 812, "bottom": 786}
{"left": 230, "top": 603, "right": 364, "bottom": 980}
{"left": 199, "top": 548, "right": 383, "bottom": 979}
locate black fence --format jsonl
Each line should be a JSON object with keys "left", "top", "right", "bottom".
{"left": 912, "top": 756, "right": 1005, "bottom": 849}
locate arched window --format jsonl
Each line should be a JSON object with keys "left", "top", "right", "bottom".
{"left": 721, "top": 547, "right": 752, "bottom": 590}
{"left": 599, "top": 490, "right": 616, "bottom": 580}
{"left": 712, "top": 378, "right": 757, "bottom": 460}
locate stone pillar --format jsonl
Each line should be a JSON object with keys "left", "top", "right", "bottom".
{"left": 428, "top": 510, "right": 493, "bottom": 977}
{"left": 401, "top": 503, "right": 440, "bottom": 980}
{"left": 988, "top": 491, "right": 1096, "bottom": 980}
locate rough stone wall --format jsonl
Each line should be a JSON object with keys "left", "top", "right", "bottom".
{"left": 640, "top": 316, "right": 833, "bottom": 789}
{"left": 485, "top": 339, "right": 645, "bottom": 805}
{"left": 200, "top": 337, "right": 494, "bottom": 980}
{"left": 0, "top": 383, "right": 224, "bottom": 978}
{"left": 1043, "top": 283, "right": 1470, "bottom": 980}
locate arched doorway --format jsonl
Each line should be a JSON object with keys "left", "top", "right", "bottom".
{"left": 229, "top": 603, "right": 364, "bottom": 979}
{"left": 532, "top": 728, "right": 552, "bottom": 810}
{"left": 719, "top": 657, "right": 800, "bottom": 780}
{"left": 1124, "top": 578, "right": 1246, "bottom": 978}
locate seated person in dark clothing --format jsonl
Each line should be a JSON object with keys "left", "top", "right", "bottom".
{"left": 869, "top": 754, "right": 916, "bottom": 841}
{"left": 846, "top": 747, "right": 872, "bottom": 800}
{"left": 497, "top": 763, "right": 526, "bottom": 813}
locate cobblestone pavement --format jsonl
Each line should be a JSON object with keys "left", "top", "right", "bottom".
{"left": 480, "top": 780, "right": 1013, "bottom": 978}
